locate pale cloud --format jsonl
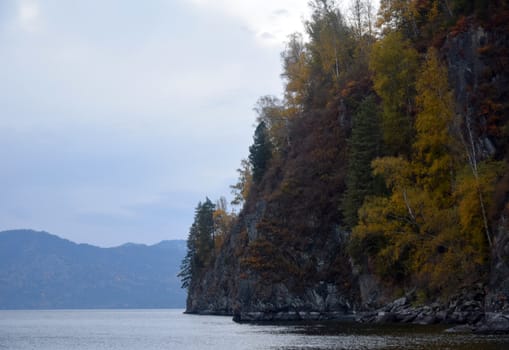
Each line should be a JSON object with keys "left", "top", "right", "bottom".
{"left": 18, "top": 0, "right": 41, "bottom": 32}
{"left": 0, "top": 0, "right": 304, "bottom": 246}
{"left": 185, "top": 0, "right": 308, "bottom": 46}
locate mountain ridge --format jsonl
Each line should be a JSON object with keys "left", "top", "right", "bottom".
{"left": 0, "top": 229, "right": 186, "bottom": 309}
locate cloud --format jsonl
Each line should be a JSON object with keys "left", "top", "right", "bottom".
{"left": 0, "top": 0, "right": 297, "bottom": 246}
{"left": 185, "top": 0, "right": 308, "bottom": 46}
{"left": 261, "top": 32, "right": 276, "bottom": 40}
{"left": 273, "top": 9, "right": 289, "bottom": 16}
{"left": 18, "top": 0, "right": 41, "bottom": 32}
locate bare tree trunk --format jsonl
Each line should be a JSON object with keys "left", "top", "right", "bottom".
{"left": 461, "top": 114, "right": 493, "bottom": 248}
{"left": 334, "top": 46, "right": 339, "bottom": 79}
{"left": 402, "top": 189, "right": 416, "bottom": 222}
{"left": 443, "top": 0, "right": 454, "bottom": 18}
{"left": 365, "top": 0, "right": 374, "bottom": 37}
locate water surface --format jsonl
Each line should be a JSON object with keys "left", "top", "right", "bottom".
{"left": 1, "top": 309, "right": 508, "bottom": 349}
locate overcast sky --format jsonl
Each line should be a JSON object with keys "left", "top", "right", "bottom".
{"left": 0, "top": 0, "right": 370, "bottom": 247}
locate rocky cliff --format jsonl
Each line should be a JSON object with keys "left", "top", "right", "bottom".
{"left": 186, "top": 105, "right": 362, "bottom": 321}
{"left": 184, "top": 11, "right": 509, "bottom": 327}
{"left": 444, "top": 16, "right": 509, "bottom": 313}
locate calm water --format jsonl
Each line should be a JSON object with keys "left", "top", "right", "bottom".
{"left": 1, "top": 309, "right": 509, "bottom": 350}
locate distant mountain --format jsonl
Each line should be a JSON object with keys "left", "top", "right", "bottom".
{"left": 0, "top": 229, "right": 187, "bottom": 309}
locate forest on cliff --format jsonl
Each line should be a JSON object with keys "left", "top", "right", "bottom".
{"left": 179, "top": 0, "right": 509, "bottom": 312}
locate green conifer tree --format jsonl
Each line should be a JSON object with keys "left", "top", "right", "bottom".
{"left": 249, "top": 121, "right": 272, "bottom": 184}
{"left": 178, "top": 198, "right": 216, "bottom": 290}
{"left": 343, "top": 95, "right": 383, "bottom": 229}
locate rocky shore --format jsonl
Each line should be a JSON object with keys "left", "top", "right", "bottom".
{"left": 230, "top": 302, "right": 509, "bottom": 334}
{"left": 356, "top": 286, "right": 509, "bottom": 334}
{"left": 233, "top": 311, "right": 355, "bottom": 323}
{"left": 227, "top": 284, "right": 509, "bottom": 334}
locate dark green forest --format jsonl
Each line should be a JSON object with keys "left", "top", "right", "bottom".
{"left": 180, "top": 0, "right": 509, "bottom": 308}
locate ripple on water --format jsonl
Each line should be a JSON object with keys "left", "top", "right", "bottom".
{"left": 1, "top": 309, "right": 509, "bottom": 350}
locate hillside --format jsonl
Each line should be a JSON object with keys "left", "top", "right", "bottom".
{"left": 0, "top": 230, "right": 186, "bottom": 309}
{"left": 180, "top": 0, "right": 509, "bottom": 326}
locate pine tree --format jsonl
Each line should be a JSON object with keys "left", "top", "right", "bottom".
{"left": 249, "top": 121, "right": 272, "bottom": 184}
{"left": 343, "top": 95, "right": 382, "bottom": 229}
{"left": 178, "top": 218, "right": 198, "bottom": 290}
{"left": 178, "top": 198, "right": 216, "bottom": 290}
{"left": 197, "top": 198, "right": 215, "bottom": 260}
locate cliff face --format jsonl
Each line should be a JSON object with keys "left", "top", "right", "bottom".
{"left": 235, "top": 204, "right": 357, "bottom": 321}
{"left": 186, "top": 203, "right": 358, "bottom": 321}
{"left": 185, "top": 218, "right": 241, "bottom": 315}
{"left": 185, "top": 16, "right": 509, "bottom": 321}
{"left": 230, "top": 106, "right": 362, "bottom": 321}
{"left": 187, "top": 103, "right": 362, "bottom": 320}
{"left": 444, "top": 18, "right": 509, "bottom": 312}
{"left": 353, "top": 18, "right": 509, "bottom": 312}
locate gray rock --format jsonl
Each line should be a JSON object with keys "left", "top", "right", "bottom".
{"left": 475, "top": 313, "right": 509, "bottom": 334}
{"left": 414, "top": 314, "right": 437, "bottom": 325}
{"left": 399, "top": 313, "right": 417, "bottom": 323}
{"left": 391, "top": 297, "right": 407, "bottom": 311}
{"left": 445, "top": 325, "right": 475, "bottom": 333}
{"left": 375, "top": 311, "right": 397, "bottom": 323}
{"left": 435, "top": 310, "right": 448, "bottom": 322}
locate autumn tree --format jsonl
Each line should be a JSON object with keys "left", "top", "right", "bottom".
{"left": 377, "top": 0, "right": 419, "bottom": 37}
{"left": 413, "top": 48, "right": 457, "bottom": 201}
{"left": 351, "top": 48, "right": 495, "bottom": 296}
{"left": 455, "top": 161, "right": 505, "bottom": 252}
{"left": 305, "top": 0, "right": 355, "bottom": 106}
{"left": 281, "top": 33, "right": 309, "bottom": 112}
{"left": 230, "top": 158, "right": 252, "bottom": 208}
{"left": 212, "top": 196, "right": 234, "bottom": 252}
{"left": 369, "top": 31, "right": 418, "bottom": 156}
{"left": 349, "top": 0, "right": 377, "bottom": 38}
{"left": 254, "top": 96, "right": 290, "bottom": 153}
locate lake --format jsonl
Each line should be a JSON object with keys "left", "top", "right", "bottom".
{"left": 1, "top": 309, "right": 509, "bottom": 349}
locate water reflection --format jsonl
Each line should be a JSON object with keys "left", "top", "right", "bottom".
{"left": 1, "top": 310, "right": 509, "bottom": 350}
{"left": 248, "top": 321, "right": 509, "bottom": 350}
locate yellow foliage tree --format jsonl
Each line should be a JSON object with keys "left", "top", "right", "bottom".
{"left": 369, "top": 31, "right": 418, "bottom": 156}
{"left": 281, "top": 33, "right": 310, "bottom": 112}
{"left": 413, "top": 48, "right": 457, "bottom": 204}
{"left": 377, "top": 0, "right": 419, "bottom": 37}
{"left": 352, "top": 48, "right": 498, "bottom": 297}
{"left": 213, "top": 196, "right": 235, "bottom": 253}
{"left": 230, "top": 159, "right": 253, "bottom": 209}
{"left": 455, "top": 161, "right": 505, "bottom": 253}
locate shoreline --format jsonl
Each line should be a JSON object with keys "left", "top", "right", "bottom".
{"left": 186, "top": 298, "right": 509, "bottom": 334}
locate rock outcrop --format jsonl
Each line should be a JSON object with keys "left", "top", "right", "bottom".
{"left": 358, "top": 285, "right": 485, "bottom": 326}
{"left": 443, "top": 15, "right": 509, "bottom": 319}
{"left": 358, "top": 286, "right": 509, "bottom": 334}
{"left": 186, "top": 199, "right": 360, "bottom": 321}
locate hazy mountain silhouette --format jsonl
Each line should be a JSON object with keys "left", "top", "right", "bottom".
{"left": 0, "top": 229, "right": 186, "bottom": 309}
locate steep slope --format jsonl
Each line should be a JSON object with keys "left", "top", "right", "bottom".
{"left": 444, "top": 15, "right": 509, "bottom": 312}
{"left": 0, "top": 229, "right": 186, "bottom": 309}
{"left": 186, "top": 74, "right": 367, "bottom": 322}
{"left": 184, "top": 2, "right": 509, "bottom": 324}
